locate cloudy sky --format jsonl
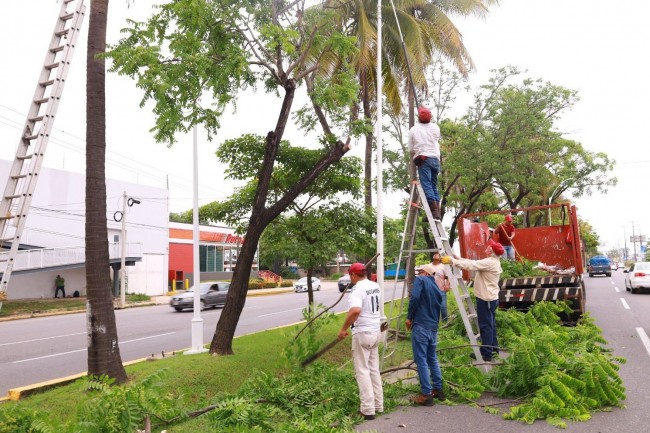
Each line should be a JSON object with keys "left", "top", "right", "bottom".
{"left": 0, "top": 0, "right": 647, "bottom": 256}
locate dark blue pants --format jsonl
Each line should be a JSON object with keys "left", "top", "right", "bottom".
{"left": 55, "top": 287, "right": 65, "bottom": 298}
{"left": 417, "top": 157, "right": 440, "bottom": 202}
{"left": 476, "top": 298, "right": 498, "bottom": 359}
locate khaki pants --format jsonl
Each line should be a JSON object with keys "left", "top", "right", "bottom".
{"left": 352, "top": 331, "right": 384, "bottom": 415}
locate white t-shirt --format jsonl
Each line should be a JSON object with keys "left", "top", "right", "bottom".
{"left": 347, "top": 278, "right": 381, "bottom": 334}
{"left": 408, "top": 122, "right": 441, "bottom": 159}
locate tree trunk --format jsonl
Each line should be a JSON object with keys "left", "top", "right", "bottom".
{"left": 209, "top": 79, "right": 350, "bottom": 355}
{"left": 306, "top": 267, "right": 314, "bottom": 307}
{"left": 86, "top": 0, "right": 127, "bottom": 383}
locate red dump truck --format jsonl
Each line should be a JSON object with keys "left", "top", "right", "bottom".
{"left": 457, "top": 202, "right": 585, "bottom": 322}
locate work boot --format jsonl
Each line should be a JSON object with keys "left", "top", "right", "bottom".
{"left": 412, "top": 394, "right": 434, "bottom": 406}
{"left": 431, "top": 389, "right": 446, "bottom": 401}
{"left": 428, "top": 200, "right": 441, "bottom": 220}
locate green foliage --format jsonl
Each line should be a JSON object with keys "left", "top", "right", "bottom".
{"left": 248, "top": 280, "right": 263, "bottom": 290}
{"left": 493, "top": 302, "right": 625, "bottom": 426}
{"left": 0, "top": 404, "right": 41, "bottom": 433}
{"left": 73, "top": 371, "right": 181, "bottom": 433}
{"left": 283, "top": 304, "right": 337, "bottom": 367}
{"left": 262, "top": 281, "right": 278, "bottom": 288}
{"left": 500, "top": 258, "right": 550, "bottom": 279}
{"left": 126, "top": 293, "right": 150, "bottom": 302}
{"left": 279, "top": 280, "right": 294, "bottom": 287}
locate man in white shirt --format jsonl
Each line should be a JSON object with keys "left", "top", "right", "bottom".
{"left": 338, "top": 262, "right": 383, "bottom": 420}
{"left": 443, "top": 239, "right": 504, "bottom": 361}
{"left": 409, "top": 106, "right": 442, "bottom": 219}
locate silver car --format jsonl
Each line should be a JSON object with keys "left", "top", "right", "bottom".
{"left": 170, "top": 282, "right": 230, "bottom": 311}
{"left": 625, "top": 262, "right": 650, "bottom": 294}
{"left": 293, "top": 277, "right": 321, "bottom": 293}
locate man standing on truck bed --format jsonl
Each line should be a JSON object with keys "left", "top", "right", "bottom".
{"left": 494, "top": 215, "right": 516, "bottom": 260}
{"left": 442, "top": 239, "right": 504, "bottom": 361}
{"left": 409, "top": 106, "right": 442, "bottom": 220}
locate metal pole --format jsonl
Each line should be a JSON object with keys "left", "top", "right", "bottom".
{"left": 623, "top": 226, "right": 628, "bottom": 262}
{"left": 631, "top": 221, "right": 637, "bottom": 262}
{"left": 120, "top": 191, "right": 127, "bottom": 308}
{"left": 186, "top": 125, "right": 207, "bottom": 354}
{"left": 376, "top": 0, "right": 385, "bottom": 323}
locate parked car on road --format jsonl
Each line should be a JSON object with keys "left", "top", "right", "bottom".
{"left": 338, "top": 273, "right": 351, "bottom": 292}
{"left": 588, "top": 255, "right": 611, "bottom": 277}
{"left": 170, "top": 282, "right": 230, "bottom": 311}
{"left": 625, "top": 262, "right": 650, "bottom": 294}
{"left": 294, "top": 277, "right": 321, "bottom": 293}
{"left": 610, "top": 263, "right": 617, "bottom": 271}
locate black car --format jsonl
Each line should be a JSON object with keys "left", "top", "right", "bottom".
{"left": 588, "top": 256, "right": 611, "bottom": 277}
{"left": 170, "top": 282, "right": 230, "bottom": 311}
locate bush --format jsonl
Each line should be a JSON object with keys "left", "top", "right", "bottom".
{"left": 280, "top": 280, "right": 293, "bottom": 287}
{"left": 248, "top": 280, "right": 263, "bottom": 290}
{"left": 262, "top": 281, "right": 278, "bottom": 288}
{"left": 329, "top": 272, "right": 344, "bottom": 280}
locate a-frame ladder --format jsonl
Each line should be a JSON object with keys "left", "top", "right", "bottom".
{"left": 0, "top": 0, "right": 86, "bottom": 307}
{"left": 382, "top": 180, "right": 490, "bottom": 373}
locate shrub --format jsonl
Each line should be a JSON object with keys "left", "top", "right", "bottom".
{"left": 248, "top": 280, "right": 263, "bottom": 290}
{"left": 263, "top": 281, "right": 278, "bottom": 288}
{"left": 280, "top": 280, "right": 293, "bottom": 287}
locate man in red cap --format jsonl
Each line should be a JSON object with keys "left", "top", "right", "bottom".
{"left": 338, "top": 262, "right": 383, "bottom": 420}
{"left": 409, "top": 106, "right": 442, "bottom": 219}
{"left": 494, "top": 214, "right": 516, "bottom": 260}
{"left": 442, "top": 239, "right": 504, "bottom": 361}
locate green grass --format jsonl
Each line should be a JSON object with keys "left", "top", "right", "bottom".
{"left": 0, "top": 298, "right": 86, "bottom": 317}
{"left": 0, "top": 314, "right": 377, "bottom": 432}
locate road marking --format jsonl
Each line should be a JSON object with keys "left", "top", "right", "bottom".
{"left": 611, "top": 280, "right": 615, "bottom": 285}
{"left": 258, "top": 307, "right": 304, "bottom": 318}
{"left": 620, "top": 298, "right": 630, "bottom": 310}
{"left": 12, "top": 332, "right": 176, "bottom": 364}
{"left": 613, "top": 286, "right": 620, "bottom": 293}
{"left": 636, "top": 328, "right": 650, "bottom": 357}
{"left": 0, "top": 332, "right": 85, "bottom": 347}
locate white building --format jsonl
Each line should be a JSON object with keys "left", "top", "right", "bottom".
{"left": 0, "top": 159, "right": 169, "bottom": 299}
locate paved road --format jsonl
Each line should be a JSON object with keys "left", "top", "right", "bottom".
{"left": 357, "top": 270, "right": 650, "bottom": 433}
{"left": 0, "top": 281, "right": 354, "bottom": 396}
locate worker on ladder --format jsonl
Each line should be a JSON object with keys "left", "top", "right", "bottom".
{"left": 409, "top": 106, "right": 442, "bottom": 219}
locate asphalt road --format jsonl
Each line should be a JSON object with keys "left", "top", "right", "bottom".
{"left": 358, "top": 270, "right": 650, "bottom": 433}
{"left": 0, "top": 281, "right": 353, "bottom": 396}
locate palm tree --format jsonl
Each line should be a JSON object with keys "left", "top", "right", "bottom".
{"left": 86, "top": 0, "right": 127, "bottom": 383}
{"left": 320, "top": 0, "right": 496, "bottom": 206}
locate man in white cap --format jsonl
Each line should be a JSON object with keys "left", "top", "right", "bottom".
{"left": 409, "top": 106, "right": 442, "bottom": 219}
{"left": 338, "top": 262, "right": 383, "bottom": 420}
{"left": 442, "top": 239, "right": 504, "bottom": 361}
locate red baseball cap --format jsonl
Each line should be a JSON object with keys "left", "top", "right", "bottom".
{"left": 505, "top": 215, "right": 513, "bottom": 222}
{"left": 418, "top": 106, "right": 432, "bottom": 123}
{"left": 488, "top": 239, "right": 505, "bottom": 256}
{"left": 348, "top": 262, "right": 366, "bottom": 274}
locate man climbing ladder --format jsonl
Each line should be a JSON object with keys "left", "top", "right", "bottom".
{"left": 409, "top": 106, "right": 442, "bottom": 220}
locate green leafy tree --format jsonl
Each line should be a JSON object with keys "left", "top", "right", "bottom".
{"left": 579, "top": 219, "right": 600, "bottom": 257}
{"left": 106, "top": 0, "right": 364, "bottom": 354}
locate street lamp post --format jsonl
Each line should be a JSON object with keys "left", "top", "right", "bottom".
{"left": 547, "top": 178, "right": 574, "bottom": 225}
{"left": 119, "top": 191, "right": 140, "bottom": 308}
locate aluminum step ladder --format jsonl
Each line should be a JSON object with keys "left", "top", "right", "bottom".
{"left": 0, "top": 0, "right": 86, "bottom": 308}
{"left": 382, "top": 180, "right": 490, "bottom": 373}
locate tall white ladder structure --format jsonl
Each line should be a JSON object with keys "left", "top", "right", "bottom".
{"left": 0, "top": 0, "right": 86, "bottom": 308}
{"left": 382, "top": 180, "right": 490, "bottom": 373}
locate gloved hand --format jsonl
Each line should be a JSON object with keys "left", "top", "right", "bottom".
{"left": 380, "top": 321, "right": 389, "bottom": 332}
{"left": 440, "top": 256, "right": 452, "bottom": 265}
{"left": 405, "top": 319, "right": 412, "bottom": 331}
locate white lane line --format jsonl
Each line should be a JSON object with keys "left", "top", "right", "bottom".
{"left": 614, "top": 286, "right": 620, "bottom": 293}
{"left": 611, "top": 280, "right": 615, "bottom": 285}
{"left": 0, "top": 332, "right": 86, "bottom": 347}
{"left": 636, "top": 328, "right": 650, "bottom": 357}
{"left": 620, "top": 298, "right": 631, "bottom": 310}
{"left": 258, "top": 307, "right": 304, "bottom": 318}
{"left": 12, "top": 332, "right": 176, "bottom": 364}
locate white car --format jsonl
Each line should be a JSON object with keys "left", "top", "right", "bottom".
{"left": 293, "top": 277, "right": 321, "bottom": 293}
{"left": 625, "top": 262, "right": 650, "bottom": 294}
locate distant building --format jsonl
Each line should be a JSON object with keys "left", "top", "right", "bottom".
{"left": 168, "top": 222, "right": 258, "bottom": 290}
{"left": 0, "top": 159, "right": 169, "bottom": 299}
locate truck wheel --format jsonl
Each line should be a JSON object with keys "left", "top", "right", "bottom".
{"left": 174, "top": 307, "right": 183, "bottom": 312}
